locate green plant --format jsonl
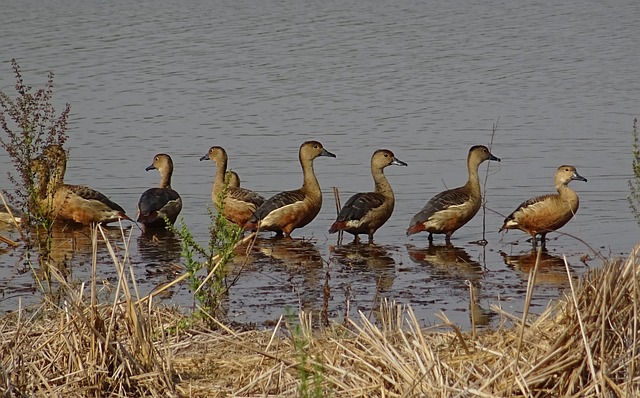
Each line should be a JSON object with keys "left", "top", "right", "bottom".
{"left": 169, "top": 183, "right": 243, "bottom": 324}
{"left": 286, "top": 309, "right": 327, "bottom": 398}
{"left": 0, "top": 59, "right": 70, "bottom": 237}
{"left": 629, "top": 118, "right": 640, "bottom": 226}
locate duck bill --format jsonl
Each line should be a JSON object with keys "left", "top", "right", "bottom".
{"left": 391, "top": 158, "right": 408, "bottom": 167}
{"left": 320, "top": 149, "right": 336, "bottom": 158}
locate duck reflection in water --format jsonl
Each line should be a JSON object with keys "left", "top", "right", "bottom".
{"left": 407, "top": 243, "right": 492, "bottom": 327}
{"left": 256, "top": 237, "right": 323, "bottom": 269}
{"left": 137, "top": 228, "right": 182, "bottom": 274}
{"left": 407, "top": 243, "right": 483, "bottom": 282}
{"left": 252, "top": 237, "right": 325, "bottom": 313}
{"left": 29, "top": 224, "right": 127, "bottom": 287}
{"left": 331, "top": 242, "right": 396, "bottom": 292}
{"left": 500, "top": 248, "right": 571, "bottom": 285}
{"left": 42, "top": 224, "right": 126, "bottom": 264}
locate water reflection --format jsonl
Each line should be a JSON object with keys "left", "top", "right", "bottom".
{"left": 137, "top": 229, "right": 183, "bottom": 286}
{"left": 252, "top": 237, "right": 325, "bottom": 313}
{"left": 0, "top": 225, "right": 128, "bottom": 308}
{"left": 331, "top": 243, "right": 396, "bottom": 292}
{"left": 407, "top": 243, "right": 491, "bottom": 327}
{"left": 406, "top": 243, "right": 483, "bottom": 283}
{"left": 138, "top": 229, "right": 182, "bottom": 262}
{"left": 256, "top": 237, "right": 323, "bottom": 269}
{"left": 40, "top": 225, "right": 97, "bottom": 266}
{"left": 500, "top": 248, "right": 570, "bottom": 285}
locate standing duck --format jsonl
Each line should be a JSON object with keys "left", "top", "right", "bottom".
{"left": 244, "top": 140, "right": 336, "bottom": 237}
{"left": 137, "top": 153, "right": 182, "bottom": 229}
{"left": 35, "top": 144, "right": 131, "bottom": 225}
{"left": 200, "top": 146, "right": 265, "bottom": 227}
{"left": 407, "top": 145, "right": 500, "bottom": 243}
{"left": 329, "top": 149, "right": 407, "bottom": 244}
{"left": 499, "top": 165, "right": 587, "bottom": 247}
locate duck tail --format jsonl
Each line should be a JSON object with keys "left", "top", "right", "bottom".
{"left": 328, "top": 221, "right": 345, "bottom": 234}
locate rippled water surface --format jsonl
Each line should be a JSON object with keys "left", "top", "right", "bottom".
{"left": 1, "top": 0, "right": 639, "bottom": 329}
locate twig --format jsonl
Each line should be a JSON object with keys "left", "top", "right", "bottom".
{"left": 480, "top": 117, "right": 499, "bottom": 245}
{"left": 333, "top": 187, "right": 343, "bottom": 245}
{"left": 564, "top": 253, "right": 601, "bottom": 396}
{"left": 515, "top": 245, "right": 542, "bottom": 367}
{"left": 0, "top": 235, "right": 18, "bottom": 246}
{"left": 0, "top": 190, "right": 24, "bottom": 241}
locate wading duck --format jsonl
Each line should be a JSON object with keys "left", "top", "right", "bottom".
{"left": 34, "top": 144, "right": 131, "bottom": 225}
{"left": 407, "top": 145, "right": 500, "bottom": 243}
{"left": 244, "top": 140, "right": 336, "bottom": 237}
{"left": 200, "top": 146, "right": 265, "bottom": 227}
{"left": 499, "top": 165, "right": 587, "bottom": 247}
{"left": 329, "top": 149, "right": 407, "bottom": 244}
{"left": 137, "top": 153, "right": 182, "bottom": 229}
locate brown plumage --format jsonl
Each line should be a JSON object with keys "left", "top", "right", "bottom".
{"left": 32, "top": 144, "right": 131, "bottom": 225}
{"left": 200, "top": 146, "right": 265, "bottom": 227}
{"left": 0, "top": 202, "right": 23, "bottom": 225}
{"left": 329, "top": 149, "right": 407, "bottom": 244}
{"left": 225, "top": 171, "right": 240, "bottom": 188}
{"left": 244, "top": 140, "right": 336, "bottom": 237}
{"left": 407, "top": 145, "right": 500, "bottom": 243}
{"left": 137, "top": 153, "right": 182, "bottom": 229}
{"left": 499, "top": 165, "right": 587, "bottom": 247}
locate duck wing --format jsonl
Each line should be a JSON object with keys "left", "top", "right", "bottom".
{"left": 67, "top": 185, "right": 126, "bottom": 213}
{"left": 249, "top": 189, "right": 306, "bottom": 223}
{"left": 336, "top": 192, "right": 385, "bottom": 222}
{"left": 410, "top": 187, "right": 468, "bottom": 225}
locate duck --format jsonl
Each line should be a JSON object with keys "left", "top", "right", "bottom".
{"left": 225, "top": 170, "right": 240, "bottom": 188}
{"left": 200, "top": 146, "right": 265, "bottom": 227}
{"left": 329, "top": 149, "right": 407, "bottom": 244}
{"left": 499, "top": 165, "right": 587, "bottom": 247}
{"left": 0, "top": 201, "right": 24, "bottom": 225}
{"left": 244, "top": 140, "right": 336, "bottom": 237}
{"left": 137, "top": 153, "right": 182, "bottom": 229}
{"left": 34, "top": 144, "right": 131, "bottom": 225}
{"left": 407, "top": 145, "right": 500, "bottom": 243}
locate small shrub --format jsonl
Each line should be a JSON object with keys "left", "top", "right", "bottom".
{"left": 0, "top": 59, "right": 70, "bottom": 233}
{"left": 169, "top": 182, "right": 243, "bottom": 324}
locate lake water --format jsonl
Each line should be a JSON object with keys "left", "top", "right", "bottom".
{"left": 1, "top": 0, "right": 639, "bottom": 329}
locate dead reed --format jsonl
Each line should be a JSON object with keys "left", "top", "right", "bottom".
{"left": 1, "top": 227, "right": 639, "bottom": 397}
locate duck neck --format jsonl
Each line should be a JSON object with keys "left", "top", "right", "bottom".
{"left": 159, "top": 168, "right": 172, "bottom": 189}
{"left": 300, "top": 156, "right": 321, "bottom": 200}
{"left": 557, "top": 182, "right": 579, "bottom": 207}
{"left": 464, "top": 157, "right": 482, "bottom": 195}
{"left": 213, "top": 157, "right": 228, "bottom": 197}
{"left": 48, "top": 156, "right": 66, "bottom": 191}
{"left": 373, "top": 167, "right": 394, "bottom": 199}
{"left": 34, "top": 171, "right": 50, "bottom": 200}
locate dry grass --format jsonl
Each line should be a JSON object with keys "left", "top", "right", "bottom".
{"left": 1, "top": 226, "right": 639, "bottom": 397}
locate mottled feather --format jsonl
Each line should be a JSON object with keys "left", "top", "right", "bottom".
{"left": 249, "top": 190, "right": 306, "bottom": 224}
{"left": 330, "top": 192, "right": 385, "bottom": 230}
